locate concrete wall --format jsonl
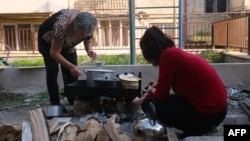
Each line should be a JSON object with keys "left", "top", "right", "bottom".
{"left": 228, "top": 0, "right": 250, "bottom": 12}
{"left": 223, "top": 53, "right": 250, "bottom": 63}
{"left": 1, "top": 63, "right": 250, "bottom": 93}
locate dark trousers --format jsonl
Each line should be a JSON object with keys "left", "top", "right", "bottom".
{"left": 38, "top": 45, "right": 77, "bottom": 105}
{"left": 141, "top": 94, "right": 227, "bottom": 136}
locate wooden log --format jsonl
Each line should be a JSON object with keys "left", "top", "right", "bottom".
{"left": 166, "top": 127, "right": 179, "bottom": 141}
{"left": 80, "top": 117, "right": 103, "bottom": 141}
{"left": 0, "top": 124, "right": 21, "bottom": 141}
{"left": 96, "top": 127, "right": 111, "bottom": 141}
{"left": 28, "top": 108, "right": 50, "bottom": 141}
{"left": 48, "top": 117, "right": 60, "bottom": 135}
{"left": 57, "top": 122, "right": 81, "bottom": 141}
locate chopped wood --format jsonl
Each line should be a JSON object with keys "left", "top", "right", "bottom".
{"left": 79, "top": 117, "right": 103, "bottom": 141}
{"left": 166, "top": 127, "right": 179, "bottom": 141}
{"left": 96, "top": 128, "right": 111, "bottom": 141}
{"left": 57, "top": 122, "right": 81, "bottom": 141}
{"left": 104, "top": 114, "right": 131, "bottom": 141}
{"left": 76, "top": 132, "right": 85, "bottom": 141}
{"left": 22, "top": 122, "right": 32, "bottom": 141}
{"left": 28, "top": 108, "right": 50, "bottom": 141}
{"left": 0, "top": 124, "right": 21, "bottom": 141}
{"left": 48, "top": 117, "right": 60, "bottom": 135}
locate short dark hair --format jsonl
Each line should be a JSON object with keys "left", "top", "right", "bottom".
{"left": 74, "top": 12, "right": 97, "bottom": 36}
{"left": 139, "top": 26, "right": 175, "bottom": 63}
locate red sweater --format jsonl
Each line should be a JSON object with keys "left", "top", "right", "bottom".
{"left": 146, "top": 48, "right": 227, "bottom": 114}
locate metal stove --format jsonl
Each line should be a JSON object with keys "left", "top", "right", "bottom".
{"left": 64, "top": 72, "right": 142, "bottom": 119}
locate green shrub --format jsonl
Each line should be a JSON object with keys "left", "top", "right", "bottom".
{"left": 199, "top": 49, "right": 224, "bottom": 63}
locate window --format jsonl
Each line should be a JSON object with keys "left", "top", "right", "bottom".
{"left": 18, "top": 24, "right": 31, "bottom": 51}
{"left": 99, "top": 19, "right": 129, "bottom": 48}
{"left": 3, "top": 25, "right": 16, "bottom": 51}
{"left": 2, "top": 24, "right": 38, "bottom": 51}
{"left": 205, "top": 0, "right": 226, "bottom": 13}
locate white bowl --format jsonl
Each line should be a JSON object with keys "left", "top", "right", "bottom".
{"left": 94, "top": 61, "right": 105, "bottom": 67}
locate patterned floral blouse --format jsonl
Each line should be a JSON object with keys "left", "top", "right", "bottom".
{"left": 38, "top": 9, "right": 82, "bottom": 50}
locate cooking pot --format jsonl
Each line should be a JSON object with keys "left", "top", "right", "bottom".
{"left": 119, "top": 76, "right": 140, "bottom": 89}
{"left": 84, "top": 69, "right": 114, "bottom": 87}
{"left": 116, "top": 72, "right": 140, "bottom": 89}
{"left": 93, "top": 77, "right": 118, "bottom": 88}
{"left": 133, "top": 102, "right": 167, "bottom": 139}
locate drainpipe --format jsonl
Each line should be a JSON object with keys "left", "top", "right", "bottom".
{"left": 129, "top": 0, "right": 135, "bottom": 64}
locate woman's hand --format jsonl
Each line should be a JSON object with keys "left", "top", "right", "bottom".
{"left": 143, "top": 81, "right": 156, "bottom": 94}
{"left": 87, "top": 50, "right": 97, "bottom": 60}
{"left": 70, "top": 65, "right": 82, "bottom": 77}
{"left": 132, "top": 95, "right": 145, "bottom": 106}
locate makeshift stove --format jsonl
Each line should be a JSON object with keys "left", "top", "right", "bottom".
{"left": 64, "top": 72, "right": 142, "bottom": 120}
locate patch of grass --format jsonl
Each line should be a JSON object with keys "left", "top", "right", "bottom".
{"left": 8, "top": 54, "right": 149, "bottom": 66}
{"left": 0, "top": 94, "right": 26, "bottom": 108}
{"left": 32, "top": 91, "right": 50, "bottom": 103}
{"left": 10, "top": 58, "right": 44, "bottom": 67}
{"left": 0, "top": 90, "right": 51, "bottom": 109}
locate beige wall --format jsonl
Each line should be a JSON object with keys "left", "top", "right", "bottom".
{"left": 0, "top": 0, "right": 73, "bottom": 13}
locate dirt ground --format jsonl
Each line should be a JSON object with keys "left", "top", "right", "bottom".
{"left": 0, "top": 89, "right": 51, "bottom": 126}
{"left": 0, "top": 89, "right": 249, "bottom": 138}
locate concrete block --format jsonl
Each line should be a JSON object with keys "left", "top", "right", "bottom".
{"left": 223, "top": 113, "right": 249, "bottom": 125}
{"left": 181, "top": 136, "right": 223, "bottom": 141}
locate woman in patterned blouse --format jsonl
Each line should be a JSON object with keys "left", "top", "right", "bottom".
{"left": 38, "top": 9, "right": 97, "bottom": 105}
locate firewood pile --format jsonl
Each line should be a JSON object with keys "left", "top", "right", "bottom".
{"left": 0, "top": 107, "right": 179, "bottom": 141}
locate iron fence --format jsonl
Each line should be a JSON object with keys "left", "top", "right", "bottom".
{"left": 1, "top": 14, "right": 249, "bottom": 55}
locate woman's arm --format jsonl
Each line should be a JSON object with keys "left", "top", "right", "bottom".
{"left": 84, "top": 38, "right": 97, "bottom": 59}
{"left": 50, "top": 41, "right": 81, "bottom": 77}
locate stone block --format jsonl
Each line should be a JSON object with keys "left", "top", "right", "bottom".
{"left": 181, "top": 136, "right": 223, "bottom": 141}
{"left": 223, "top": 114, "right": 249, "bottom": 125}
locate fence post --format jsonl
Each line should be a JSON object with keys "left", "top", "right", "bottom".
{"left": 248, "top": 16, "right": 250, "bottom": 55}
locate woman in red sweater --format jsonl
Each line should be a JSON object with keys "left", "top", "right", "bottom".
{"left": 132, "top": 26, "right": 227, "bottom": 137}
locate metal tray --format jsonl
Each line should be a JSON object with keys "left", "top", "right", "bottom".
{"left": 42, "top": 105, "right": 63, "bottom": 117}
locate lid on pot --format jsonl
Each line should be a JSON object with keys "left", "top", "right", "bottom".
{"left": 84, "top": 69, "right": 114, "bottom": 72}
{"left": 118, "top": 72, "right": 135, "bottom": 78}
{"left": 93, "top": 78, "right": 118, "bottom": 82}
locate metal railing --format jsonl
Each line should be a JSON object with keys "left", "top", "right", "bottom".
{"left": 0, "top": 40, "right": 11, "bottom": 65}
{"left": 1, "top": 15, "right": 249, "bottom": 54}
